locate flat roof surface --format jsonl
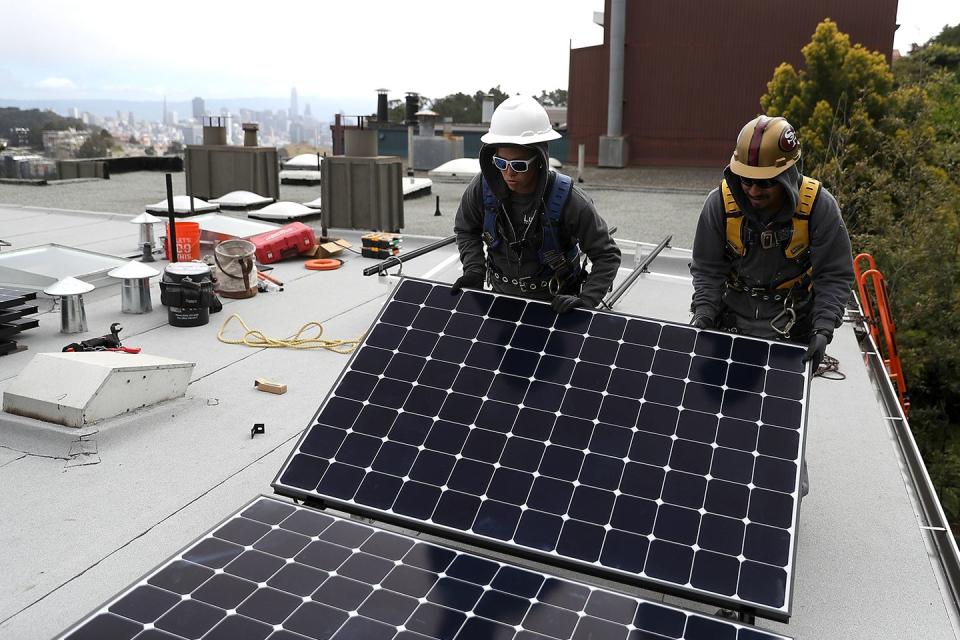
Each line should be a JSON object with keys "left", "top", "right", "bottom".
{"left": 0, "top": 203, "right": 956, "bottom": 639}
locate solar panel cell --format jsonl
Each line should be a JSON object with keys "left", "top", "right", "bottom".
{"left": 273, "top": 280, "right": 809, "bottom": 621}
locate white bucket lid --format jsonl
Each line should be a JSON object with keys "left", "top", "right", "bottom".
{"left": 164, "top": 262, "right": 211, "bottom": 277}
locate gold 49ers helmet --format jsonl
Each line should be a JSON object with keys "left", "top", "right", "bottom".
{"left": 729, "top": 115, "right": 801, "bottom": 179}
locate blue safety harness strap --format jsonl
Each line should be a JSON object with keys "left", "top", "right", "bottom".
{"left": 481, "top": 172, "right": 581, "bottom": 279}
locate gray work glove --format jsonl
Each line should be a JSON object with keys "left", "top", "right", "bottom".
{"left": 802, "top": 330, "right": 831, "bottom": 372}
{"left": 450, "top": 271, "right": 484, "bottom": 294}
{"left": 552, "top": 294, "right": 585, "bottom": 314}
{"left": 690, "top": 313, "right": 715, "bottom": 329}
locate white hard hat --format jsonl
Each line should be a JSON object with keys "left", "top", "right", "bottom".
{"left": 480, "top": 96, "right": 561, "bottom": 145}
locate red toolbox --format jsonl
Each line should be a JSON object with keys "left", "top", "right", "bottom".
{"left": 247, "top": 223, "right": 316, "bottom": 264}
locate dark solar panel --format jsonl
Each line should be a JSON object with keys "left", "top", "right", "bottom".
{"left": 60, "top": 496, "right": 792, "bottom": 640}
{"left": 274, "top": 278, "right": 809, "bottom": 621}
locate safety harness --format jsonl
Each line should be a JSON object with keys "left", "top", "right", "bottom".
{"left": 481, "top": 171, "right": 582, "bottom": 294}
{"left": 721, "top": 175, "right": 821, "bottom": 336}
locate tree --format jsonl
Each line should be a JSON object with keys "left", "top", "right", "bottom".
{"left": 166, "top": 140, "right": 184, "bottom": 155}
{"left": 144, "top": 146, "right": 156, "bottom": 156}
{"left": 77, "top": 129, "right": 114, "bottom": 158}
{"left": 128, "top": 134, "right": 138, "bottom": 145}
{"left": 0, "top": 107, "right": 85, "bottom": 149}
{"left": 763, "top": 19, "right": 960, "bottom": 529}
{"left": 538, "top": 89, "right": 568, "bottom": 107}
{"left": 382, "top": 86, "right": 515, "bottom": 124}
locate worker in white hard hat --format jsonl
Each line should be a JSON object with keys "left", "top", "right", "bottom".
{"left": 453, "top": 95, "right": 621, "bottom": 313}
{"left": 690, "top": 115, "right": 854, "bottom": 374}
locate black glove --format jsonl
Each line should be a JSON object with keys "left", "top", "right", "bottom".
{"left": 690, "top": 313, "right": 715, "bottom": 329}
{"left": 552, "top": 294, "right": 585, "bottom": 314}
{"left": 451, "top": 271, "right": 484, "bottom": 294}
{"left": 802, "top": 331, "right": 830, "bottom": 372}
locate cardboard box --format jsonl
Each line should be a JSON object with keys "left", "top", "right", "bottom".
{"left": 309, "top": 238, "right": 350, "bottom": 258}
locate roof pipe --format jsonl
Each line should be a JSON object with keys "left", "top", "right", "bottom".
{"left": 598, "top": 0, "right": 628, "bottom": 167}
{"left": 606, "top": 0, "right": 625, "bottom": 137}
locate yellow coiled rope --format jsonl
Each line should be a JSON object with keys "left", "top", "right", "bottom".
{"left": 216, "top": 313, "right": 363, "bottom": 353}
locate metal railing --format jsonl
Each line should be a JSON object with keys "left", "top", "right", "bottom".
{"left": 601, "top": 234, "right": 672, "bottom": 309}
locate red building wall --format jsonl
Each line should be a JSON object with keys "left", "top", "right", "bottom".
{"left": 567, "top": 0, "right": 899, "bottom": 166}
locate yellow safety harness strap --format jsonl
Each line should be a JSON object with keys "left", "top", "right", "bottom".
{"left": 785, "top": 176, "right": 820, "bottom": 259}
{"left": 720, "top": 180, "right": 745, "bottom": 256}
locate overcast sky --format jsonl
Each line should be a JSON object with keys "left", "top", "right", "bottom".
{"left": 1, "top": 0, "right": 957, "bottom": 104}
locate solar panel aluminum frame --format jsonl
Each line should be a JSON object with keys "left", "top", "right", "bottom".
{"left": 58, "top": 494, "right": 794, "bottom": 640}
{"left": 272, "top": 276, "right": 811, "bottom": 623}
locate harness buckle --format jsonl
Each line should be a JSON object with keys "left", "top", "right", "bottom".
{"left": 760, "top": 230, "right": 777, "bottom": 250}
{"left": 481, "top": 231, "right": 495, "bottom": 247}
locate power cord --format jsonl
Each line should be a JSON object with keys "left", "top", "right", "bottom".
{"left": 216, "top": 314, "right": 363, "bottom": 353}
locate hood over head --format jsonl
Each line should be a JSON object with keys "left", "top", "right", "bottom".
{"left": 479, "top": 141, "right": 551, "bottom": 203}
{"left": 723, "top": 163, "right": 802, "bottom": 222}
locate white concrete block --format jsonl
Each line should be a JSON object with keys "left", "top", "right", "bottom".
{"left": 2, "top": 352, "right": 195, "bottom": 427}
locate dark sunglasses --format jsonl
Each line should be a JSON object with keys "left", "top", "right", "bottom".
{"left": 739, "top": 176, "right": 777, "bottom": 189}
{"left": 492, "top": 155, "right": 538, "bottom": 173}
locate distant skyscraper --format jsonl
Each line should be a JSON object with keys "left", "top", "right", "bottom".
{"left": 290, "top": 88, "right": 299, "bottom": 119}
{"left": 192, "top": 97, "right": 205, "bottom": 120}
{"left": 304, "top": 103, "right": 312, "bottom": 118}
{"left": 162, "top": 96, "right": 168, "bottom": 126}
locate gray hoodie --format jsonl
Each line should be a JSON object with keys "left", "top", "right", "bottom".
{"left": 454, "top": 142, "right": 621, "bottom": 306}
{"left": 690, "top": 164, "right": 854, "bottom": 340}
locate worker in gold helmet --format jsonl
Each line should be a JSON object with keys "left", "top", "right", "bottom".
{"left": 689, "top": 115, "right": 854, "bottom": 373}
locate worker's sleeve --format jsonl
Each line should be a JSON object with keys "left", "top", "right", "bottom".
{"left": 809, "top": 189, "right": 855, "bottom": 333}
{"left": 453, "top": 176, "right": 488, "bottom": 277}
{"left": 689, "top": 189, "right": 730, "bottom": 321}
{"left": 565, "top": 187, "right": 622, "bottom": 307}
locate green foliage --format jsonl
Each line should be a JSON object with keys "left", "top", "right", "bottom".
{"left": 935, "top": 24, "right": 960, "bottom": 47}
{"left": 764, "top": 19, "right": 960, "bottom": 529}
{"left": 77, "top": 129, "right": 114, "bottom": 158}
{"left": 0, "top": 107, "right": 86, "bottom": 149}
{"left": 382, "top": 86, "right": 562, "bottom": 124}
{"left": 537, "top": 89, "right": 567, "bottom": 107}
{"left": 761, "top": 19, "right": 892, "bottom": 134}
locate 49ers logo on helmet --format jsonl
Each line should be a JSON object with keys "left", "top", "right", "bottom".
{"left": 779, "top": 126, "right": 798, "bottom": 152}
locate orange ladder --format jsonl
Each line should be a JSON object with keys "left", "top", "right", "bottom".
{"left": 854, "top": 253, "right": 909, "bottom": 414}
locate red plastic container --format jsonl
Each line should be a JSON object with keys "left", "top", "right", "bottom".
{"left": 247, "top": 223, "right": 317, "bottom": 264}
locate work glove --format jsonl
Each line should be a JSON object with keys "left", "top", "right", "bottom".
{"left": 802, "top": 330, "right": 830, "bottom": 372}
{"left": 552, "top": 294, "right": 585, "bottom": 314}
{"left": 450, "top": 271, "right": 484, "bottom": 294}
{"left": 690, "top": 313, "right": 715, "bottom": 330}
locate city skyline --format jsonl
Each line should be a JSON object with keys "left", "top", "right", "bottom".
{"left": 4, "top": 1, "right": 955, "bottom": 106}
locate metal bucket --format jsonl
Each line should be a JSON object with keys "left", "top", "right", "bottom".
{"left": 214, "top": 239, "right": 258, "bottom": 299}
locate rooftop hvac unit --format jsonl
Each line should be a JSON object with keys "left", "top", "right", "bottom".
{"left": 321, "top": 156, "right": 403, "bottom": 232}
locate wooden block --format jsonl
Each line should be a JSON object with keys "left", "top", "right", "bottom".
{"left": 254, "top": 378, "right": 287, "bottom": 395}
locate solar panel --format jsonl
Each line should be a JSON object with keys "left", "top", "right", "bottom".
{"left": 60, "top": 495, "right": 792, "bottom": 640}
{"left": 273, "top": 278, "right": 809, "bottom": 621}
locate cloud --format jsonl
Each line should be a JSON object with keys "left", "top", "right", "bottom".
{"left": 34, "top": 77, "right": 77, "bottom": 91}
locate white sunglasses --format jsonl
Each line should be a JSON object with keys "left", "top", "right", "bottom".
{"left": 492, "top": 155, "right": 539, "bottom": 173}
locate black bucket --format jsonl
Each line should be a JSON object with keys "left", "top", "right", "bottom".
{"left": 159, "top": 262, "right": 216, "bottom": 327}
